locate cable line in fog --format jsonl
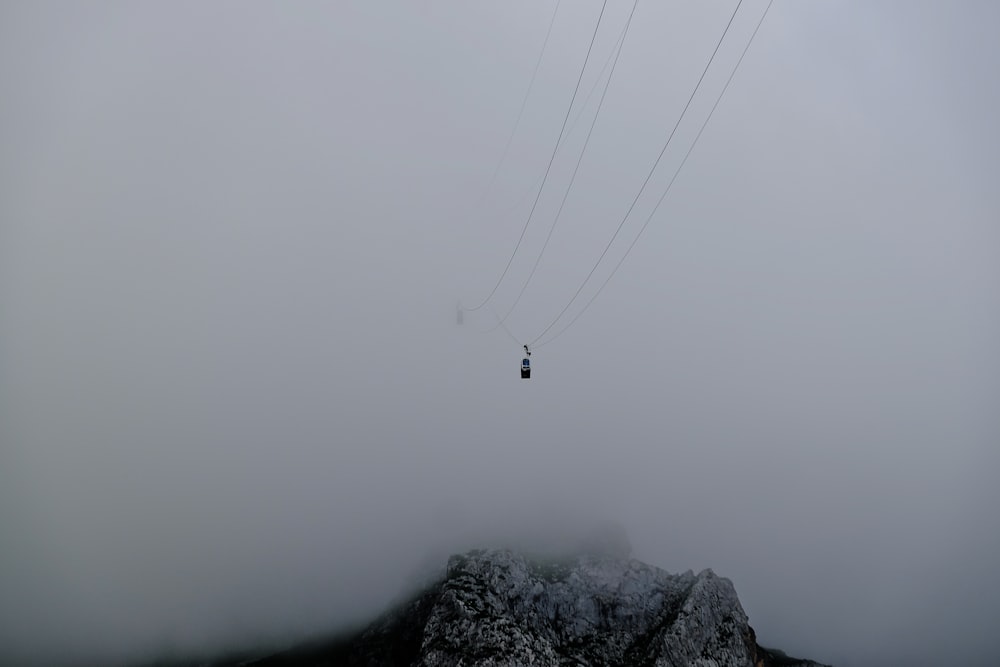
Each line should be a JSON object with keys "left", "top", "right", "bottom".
{"left": 481, "top": 8, "right": 630, "bottom": 251}
{"left": 535, "top": 0, "right": 774, "bottom": 349}
{"left": 480, "top": 13, "right": 632, "bottom": 336}
{"left": 565, "top": 15, "right": 633, "bottom": 150}
{"left": 527, "top": 0, "right": 747, "bottom": 347}
{"left": 490, "top": 306, "right": 522, "bottom": 348}
{"left": 492, "top": 0, "right": 640, "bottom": 330}
{"left": 476, "top": 0, "right": 562, "bottom": 209}
{"left": 461, "top": 0, "right": 610, "bottom": 313}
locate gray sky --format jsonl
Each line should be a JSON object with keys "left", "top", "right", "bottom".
{"left": 2, "top": 2, "right": 998, "bottom": 666}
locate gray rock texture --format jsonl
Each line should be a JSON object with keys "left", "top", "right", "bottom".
{"left": 249, "top": 549, "right": 829, "bottom": 667}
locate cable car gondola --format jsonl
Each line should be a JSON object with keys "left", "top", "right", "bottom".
{"left": 521, "top": 345, "right": 531, "bottom": 379}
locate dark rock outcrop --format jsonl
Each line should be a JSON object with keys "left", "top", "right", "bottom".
{"left": 247, "top": 549, "right": 828, "bottom": 667}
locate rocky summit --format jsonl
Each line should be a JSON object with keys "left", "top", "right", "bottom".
{"left": 247, "top": 548, "right": 829, "bottom": 667}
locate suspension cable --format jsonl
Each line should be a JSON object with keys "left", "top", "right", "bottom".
{"left": 535, "top": 0, "right": 774, "bottom": 349}
{"left": 476, "top": 0, "right": 563, "bottom": 208}
{"left": 566, "top": 15, "right": 632, "bottom": 146}
{"left": 462, "top": 0, "right": 610, "bottom": 313}
{"left": 489, "top": 306, "right": 522, "bottom": 348}
{"left": 528, "top": 0, "right": 746, "bottom": 344}
{"left": 494, "top": 0, "right": 641, "bottom": 328}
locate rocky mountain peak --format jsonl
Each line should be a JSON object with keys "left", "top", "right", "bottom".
{"left": 248, "top": 548, "right": 829, "bottom": 666}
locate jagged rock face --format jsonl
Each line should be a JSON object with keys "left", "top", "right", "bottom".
{"left": 247, "top": 549, "right": 828, "bottom": 667}
{"left": 302, "top": 549, "right": 781, "bottom": 667}
{"left": 417, "top": 550, "right": 751, "bottom": 666}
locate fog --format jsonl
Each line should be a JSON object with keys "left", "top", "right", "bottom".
{"left": 2, "top": 2, "right": 998, "bottom": 666}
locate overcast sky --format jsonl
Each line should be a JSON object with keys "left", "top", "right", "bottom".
{"left": 2, "top": 2, "right": 998, "bottom": 666}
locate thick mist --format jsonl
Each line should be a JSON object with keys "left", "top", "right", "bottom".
{"left": 2, "top": 2, "right": 998, "bottom": 667}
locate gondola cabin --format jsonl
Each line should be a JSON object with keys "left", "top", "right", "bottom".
{"left": 521, "top": 357, "right": 531, "bottom": 379}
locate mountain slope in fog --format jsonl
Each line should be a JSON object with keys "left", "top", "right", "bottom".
{"left": 240, "top": 548, "right": 829, "bottom": 667}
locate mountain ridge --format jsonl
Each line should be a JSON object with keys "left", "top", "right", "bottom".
{"left": 237, "top": 548, "right": 830, "bottom": 667}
